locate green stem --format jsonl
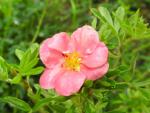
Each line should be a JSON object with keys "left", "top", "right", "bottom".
{"left": 70, "top": 0, "right": 78, "bottom": 28}
{"left": 31, "top": 3, "right": 47, "bottom": 43}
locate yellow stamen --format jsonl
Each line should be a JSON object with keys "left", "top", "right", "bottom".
{"left": 63, "top": 52, "right": 81, "bottom": 71}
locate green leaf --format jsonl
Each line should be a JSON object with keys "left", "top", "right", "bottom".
{"left": 20, "top": 46, "right": 38, "bottom": 69}
{"left": 91, "top": 8, "right": 101, "bottom": 20}
{"left": 15, "top": 49, "right": 24, "bottom": 61}
{"left": 93, "top": 89, "right": 104, "bottom": 99}
{"left": 50, "top": 104, "right": 66, "bottom": 113}
{"left": 91, "top": 17, "right": 97, "bottom": 29}
{"left": 115, "top": 7, "right": 125, "bottom": 21}
{"left": 33, "top": 98, "right": 52, "bottom": 112}
{"left": 107, "top": 106, "right": 127, "bottom": 113}
{"left": 140, "top": 88, "right": 150, "bottom": 100}
{"left": 23, "top": 66, "right": 44, "bottom": 75}
{"left": 99, "top": 24, "right": 112, "bottom": 41}
{"left": 84, "top": 80, "right": 93, "bottom": 88}
{"left": 20, "top": 44, "right": 39, "bottom": 66}
{"left": 20, "top": 58, "right": 39, "bottom": 74}
{"left": 65, "top": 105, "right": 75, "bottom": 113}
{"left": 114, "top": 17, "right": 120, "bottom": 33}
{"left": 133, "top": 79, "right": 150, "bottom": 87}
{"left": 0, "top": 56, "right": 8, "bottom": 81}
{"left": 32, "top": 96, "right": 67, "bottom": 112}
{"left": 95, "top": 102, "right": 107, "bottom": 113}
{"left": 0, "top": 96, "right": 32, "bottom": 112}
{"left": 18, "top": 43, "right": 40, "bottom": 76}
{"left": 98, "top": 7, "right": 113, "bottom": 27}
{"left": 11, "top": 74, "right": 22, "bottom": 84}
{"left": 107, "top": 65, "right": 129, "bottom": 77}
{"left": 83, "top": 99, "right": 95, "bottom": 113}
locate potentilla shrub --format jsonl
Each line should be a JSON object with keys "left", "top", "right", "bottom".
{"left": 0, "top": 6, "right": 150, "bottom": 113}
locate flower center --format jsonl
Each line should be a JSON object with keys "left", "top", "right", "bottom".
{"left": 63, "top": 51, "right": 81, "bottom": 71}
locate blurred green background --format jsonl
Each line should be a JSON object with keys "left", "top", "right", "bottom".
{"left": 0, "top": 0, "right": 150, "bottom": 113}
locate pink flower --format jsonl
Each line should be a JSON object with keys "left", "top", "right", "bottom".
{"left": 39, "top": 25, "right": 109, "bottom": 96}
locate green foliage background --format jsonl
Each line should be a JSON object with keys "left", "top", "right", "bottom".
{"left": 0, "top": 0, "right": 150, "bottom": 113}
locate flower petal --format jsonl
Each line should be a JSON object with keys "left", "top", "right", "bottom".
{"left": 82, "top": 63, "right": 109, "bottom": 80}
{"left": 54, "top": 71, "right": 86, "bottom": 96}
{"left": 48, "top": 32, "right": 70, "bottom": 52}
{"left": 71, "top": 25, "right": 99, "bottom": 54}
{"left": 39, "top": 38, "right": 64, "bottom": 68}
{"left": 39, "top": 66, "right": 63, "bottom": 89}
{"left": 82, "top": 43, "right": 108, "bottom": 68}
